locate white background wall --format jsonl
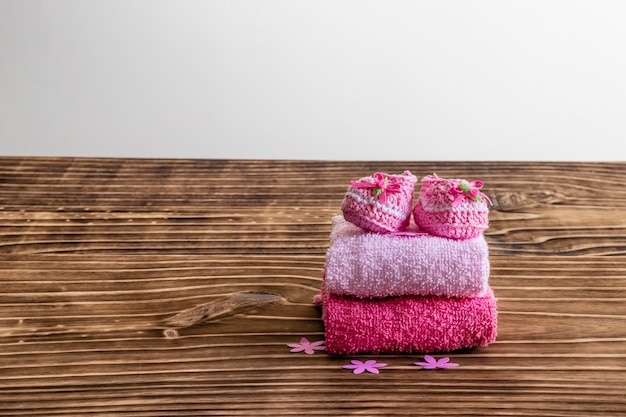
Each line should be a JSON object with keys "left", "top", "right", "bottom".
{"left": 1, "top": 0, "right": 624, "bottom": 161}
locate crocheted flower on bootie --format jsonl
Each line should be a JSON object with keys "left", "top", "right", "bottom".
{"left": 412, "top": 173, "right": 492, "bottom": 240}
{"left": 341, "top": 171, "right": 417, "bottom": 234}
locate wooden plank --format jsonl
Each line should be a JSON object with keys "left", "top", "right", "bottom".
{"left": 0, "top": 157, "right": 625, "bottom": 416}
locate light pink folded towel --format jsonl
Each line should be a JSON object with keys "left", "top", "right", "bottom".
{"left": 325, "top": 215, "right": 490, "bottom": 298}
{"left": 316, "top": 285, "right": 498, "bottom": 355}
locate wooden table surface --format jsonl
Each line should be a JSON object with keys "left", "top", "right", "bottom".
{"left": 1, "top": 157, "right": 625, "bottom": 416}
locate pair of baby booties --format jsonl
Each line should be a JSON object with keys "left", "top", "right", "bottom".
{"left": 342, "top": 171, "right": 492, "bottom": 240}
{"left": 317, "top": 171, "right": 498, "bottom": 355}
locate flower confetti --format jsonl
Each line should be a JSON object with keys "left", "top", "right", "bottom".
{"left": 287, "top": 337, "right": 326, "bottom": 355}
{"left": 342, "top": 359, "right": 388, "bottom": 374}
{"left": 414, "top": 355, "right": 459, "bottom": 370}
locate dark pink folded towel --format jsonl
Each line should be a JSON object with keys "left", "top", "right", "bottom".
{"left": 317, "top": 286, "right": 498, "bottom": 355}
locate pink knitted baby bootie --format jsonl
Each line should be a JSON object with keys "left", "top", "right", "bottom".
{"left": 341, "top": 171, "right": 417, "bottom": 233}
{"left": 412, "top": 173, "right": 493, "bottom": 240}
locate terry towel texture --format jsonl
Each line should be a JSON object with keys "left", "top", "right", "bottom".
{"left": 320, "top": 286, "right": 498, "bottom": 355}
{"left": 326, "top": 215, "right": 490, "bottom": 298}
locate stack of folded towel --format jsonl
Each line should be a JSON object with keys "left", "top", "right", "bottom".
{"left": 316, "top": 171, "right": 498, "bottom": 355}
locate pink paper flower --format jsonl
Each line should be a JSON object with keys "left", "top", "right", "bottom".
{"left": 414, "top": 355, "right": 459, "bottom": 369}
{"left": 342, "top": 359, "right": 388, "bottom": 374}
{"left": 287, "top": 337, "right": 325, "bottom": 354}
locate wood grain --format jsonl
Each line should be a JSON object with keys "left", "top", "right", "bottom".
{"left": 0, "top": 157, "right": 625, "bottom": 416}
